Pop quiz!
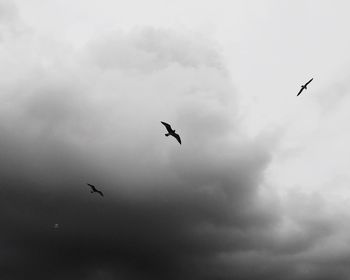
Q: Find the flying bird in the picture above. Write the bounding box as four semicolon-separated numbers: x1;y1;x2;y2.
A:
161;121;181;145
297;78;313;96
87;183;104;197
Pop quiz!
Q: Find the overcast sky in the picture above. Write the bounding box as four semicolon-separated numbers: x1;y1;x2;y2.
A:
2;0;350;279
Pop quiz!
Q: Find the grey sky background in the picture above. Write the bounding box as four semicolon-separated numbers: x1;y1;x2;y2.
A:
1;0;350;279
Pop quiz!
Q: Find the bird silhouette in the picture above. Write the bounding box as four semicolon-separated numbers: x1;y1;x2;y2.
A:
297;78;313;96
161;121;181;144
87;183;104;197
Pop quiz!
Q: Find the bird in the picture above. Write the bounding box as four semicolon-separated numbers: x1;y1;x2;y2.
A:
87;183;104;197
297;78;313;96
53;223;59;229
161;121;181;144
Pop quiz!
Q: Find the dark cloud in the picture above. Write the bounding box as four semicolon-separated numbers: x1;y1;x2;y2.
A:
0;23;347;280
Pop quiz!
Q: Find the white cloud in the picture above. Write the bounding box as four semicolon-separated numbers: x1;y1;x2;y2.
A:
3;1;350;279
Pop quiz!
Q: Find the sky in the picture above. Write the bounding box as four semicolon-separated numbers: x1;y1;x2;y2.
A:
1;0;350;279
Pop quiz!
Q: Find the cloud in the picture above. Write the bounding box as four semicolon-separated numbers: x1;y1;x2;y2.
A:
0;19;348;280
87;28;225;73
0;0;18;24
0;24;278;279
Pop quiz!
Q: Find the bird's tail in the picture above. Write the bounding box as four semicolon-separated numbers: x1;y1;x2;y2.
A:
165;133;170;137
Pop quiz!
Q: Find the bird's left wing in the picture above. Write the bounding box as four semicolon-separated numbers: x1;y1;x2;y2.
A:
297;87;303;96
305;78;313;86
173;133;181;145
97;190;104;197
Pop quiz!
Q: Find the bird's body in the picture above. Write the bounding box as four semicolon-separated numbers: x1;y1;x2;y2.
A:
87;183;104;197
297;78;313;96
161;121;181;144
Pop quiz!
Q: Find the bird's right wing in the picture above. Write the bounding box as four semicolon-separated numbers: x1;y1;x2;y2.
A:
97;191;104;197
161;121;172;133
87;183;96;191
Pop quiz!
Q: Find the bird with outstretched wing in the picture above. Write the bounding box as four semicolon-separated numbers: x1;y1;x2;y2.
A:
87;183;104;197
161;121;181;145
297;78;313;96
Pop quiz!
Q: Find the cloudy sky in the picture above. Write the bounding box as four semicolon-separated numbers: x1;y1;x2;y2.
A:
1;0;350;279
